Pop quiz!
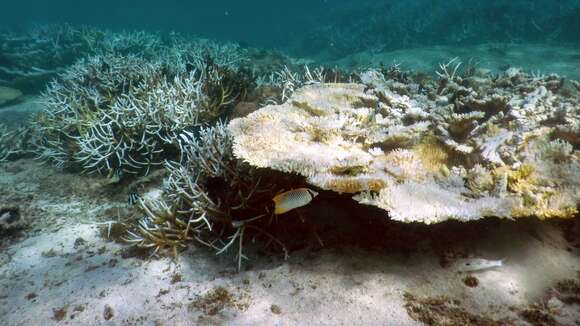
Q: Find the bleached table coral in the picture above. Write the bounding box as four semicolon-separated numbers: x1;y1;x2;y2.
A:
229;70;579;224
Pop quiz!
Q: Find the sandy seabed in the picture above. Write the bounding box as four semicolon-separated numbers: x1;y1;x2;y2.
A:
1;158;579;326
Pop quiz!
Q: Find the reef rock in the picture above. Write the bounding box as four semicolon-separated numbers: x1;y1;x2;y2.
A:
0;86;22;107
229;73;579;224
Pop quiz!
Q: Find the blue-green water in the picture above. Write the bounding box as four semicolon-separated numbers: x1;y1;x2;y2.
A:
1;0;579;55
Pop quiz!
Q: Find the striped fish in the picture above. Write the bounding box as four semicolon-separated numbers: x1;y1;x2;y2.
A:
272;188;319;215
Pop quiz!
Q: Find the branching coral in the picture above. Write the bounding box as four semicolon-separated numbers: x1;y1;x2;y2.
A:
34;54;182;173
229;67;579;223
123;122;293;269
256;65;353;105
34;45;252;175
14;25;311;268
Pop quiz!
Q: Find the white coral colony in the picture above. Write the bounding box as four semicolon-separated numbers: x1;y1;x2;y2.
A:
229;69;579;224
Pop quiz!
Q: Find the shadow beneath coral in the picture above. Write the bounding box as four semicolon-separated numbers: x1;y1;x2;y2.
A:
243;191;579;271
202;192;580;282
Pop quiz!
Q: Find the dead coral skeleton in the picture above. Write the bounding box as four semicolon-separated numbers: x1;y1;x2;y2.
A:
257;65;328;104
124;122;290;270
229;66;580;223
35;44;248;175
436;57;463;81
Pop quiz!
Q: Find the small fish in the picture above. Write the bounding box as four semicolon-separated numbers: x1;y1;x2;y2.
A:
454;258;504;272
272;188;319;215
127;190;140;206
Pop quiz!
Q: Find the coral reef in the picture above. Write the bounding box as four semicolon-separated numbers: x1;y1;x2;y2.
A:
229;67;579;224
34;44;252;175
0;24;252;93
14;26;326;267
7;24;577;267
123;122;294;269
29;27;344;178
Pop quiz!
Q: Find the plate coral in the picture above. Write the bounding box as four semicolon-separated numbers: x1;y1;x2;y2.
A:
229;68;579;223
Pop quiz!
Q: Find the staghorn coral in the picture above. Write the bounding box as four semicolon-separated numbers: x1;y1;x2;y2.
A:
123;122;293;269
34;48;253;175
34;54;188;174
229;68;579;224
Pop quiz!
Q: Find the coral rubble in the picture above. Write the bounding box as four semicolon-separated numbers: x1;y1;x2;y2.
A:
229;68;579;224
